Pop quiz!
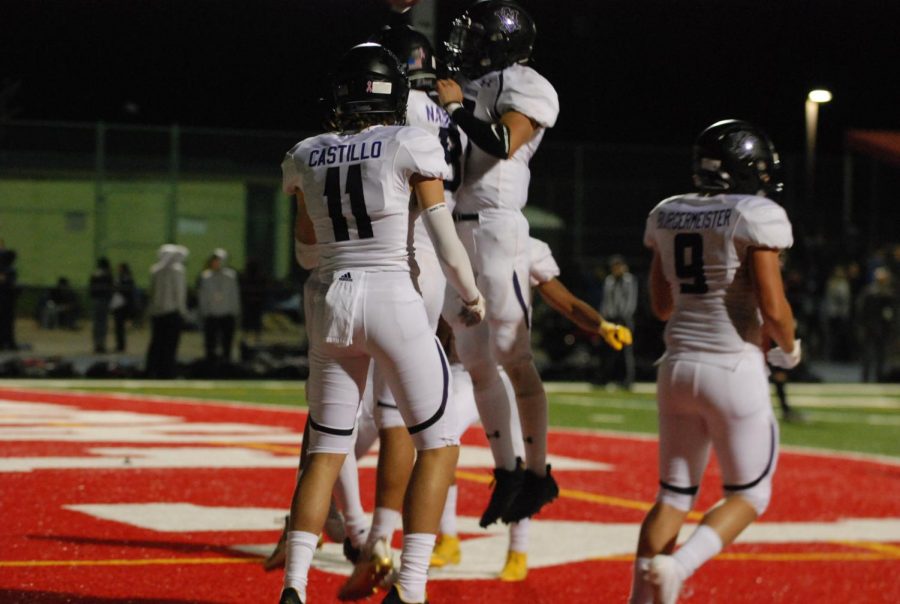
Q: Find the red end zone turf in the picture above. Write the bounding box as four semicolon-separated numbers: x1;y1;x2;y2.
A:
0;387;898;603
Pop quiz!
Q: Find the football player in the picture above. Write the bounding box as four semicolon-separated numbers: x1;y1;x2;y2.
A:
631;120;801;604
431;237;632;581
435;0;561;526
334;24;469;601
279;43;484;604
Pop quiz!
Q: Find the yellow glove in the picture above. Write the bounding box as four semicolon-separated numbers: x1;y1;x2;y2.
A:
599;321;633;351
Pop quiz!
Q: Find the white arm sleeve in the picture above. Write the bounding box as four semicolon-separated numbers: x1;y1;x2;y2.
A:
421;203;480;303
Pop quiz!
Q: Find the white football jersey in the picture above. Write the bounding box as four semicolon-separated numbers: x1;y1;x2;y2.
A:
455;64;559;213
406;89;468;258
282;125;449;274
529;237;560;287
644;193;793;358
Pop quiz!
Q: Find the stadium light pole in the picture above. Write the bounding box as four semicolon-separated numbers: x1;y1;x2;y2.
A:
804;88;832;218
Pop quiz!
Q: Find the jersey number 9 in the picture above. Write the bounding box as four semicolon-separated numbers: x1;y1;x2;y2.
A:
674;233;709;294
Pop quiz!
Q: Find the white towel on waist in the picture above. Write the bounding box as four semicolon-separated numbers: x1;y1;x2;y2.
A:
323;270;366;347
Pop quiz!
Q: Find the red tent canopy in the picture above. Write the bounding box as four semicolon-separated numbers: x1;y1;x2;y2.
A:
846;130;900;168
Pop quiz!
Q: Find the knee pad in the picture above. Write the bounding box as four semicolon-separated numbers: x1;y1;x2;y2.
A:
726;478;772;516
656;483;699;512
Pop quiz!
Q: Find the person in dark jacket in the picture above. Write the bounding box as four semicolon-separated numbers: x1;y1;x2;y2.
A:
89;257;115;353
0;244;18;350
112;263;136;352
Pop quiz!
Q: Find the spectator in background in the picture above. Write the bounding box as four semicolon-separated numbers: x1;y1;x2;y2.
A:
111;263;136;352
239;258;267;344
43;277;79;329
822;265;852;361
88;257;114;353
600;254;638;389
197;248;240;362
857;267;896;382
0;242;18;350
145;244;188;378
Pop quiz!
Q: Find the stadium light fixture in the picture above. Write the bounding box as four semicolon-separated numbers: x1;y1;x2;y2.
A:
807;89;833;104
804;88;833;215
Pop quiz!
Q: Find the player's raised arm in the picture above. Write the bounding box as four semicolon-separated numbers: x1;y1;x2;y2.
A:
437;79;537;159
437;1;557;160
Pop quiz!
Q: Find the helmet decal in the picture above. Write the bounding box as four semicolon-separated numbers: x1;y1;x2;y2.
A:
497;6;521;33
365;81;393;94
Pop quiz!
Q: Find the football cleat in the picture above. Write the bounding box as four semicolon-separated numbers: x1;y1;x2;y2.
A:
479;459;525;528
429;534;461;567
337;537;396;601
263;516;289;572
501;465;559;524
648;554;684;604
498;550;528;581
343;536;362;564
278;587;303;604
381;585;428;604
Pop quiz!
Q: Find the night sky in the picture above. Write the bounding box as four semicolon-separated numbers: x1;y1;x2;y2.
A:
3;0;898;154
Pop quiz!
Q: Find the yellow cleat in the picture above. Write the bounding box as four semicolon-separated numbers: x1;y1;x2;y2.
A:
429;534;461;568
338;538;395;601
498;550;528;582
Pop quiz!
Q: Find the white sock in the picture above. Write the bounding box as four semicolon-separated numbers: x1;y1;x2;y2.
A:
439;485;458;537
471;369;519;470
368;506;402;546
283;530;319;600
514;389;549;473
508;518;529;553
627;556;653;604
397;533;436;603
673;524;723;579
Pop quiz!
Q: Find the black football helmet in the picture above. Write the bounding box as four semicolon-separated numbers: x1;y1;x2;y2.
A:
331;43;409;128
692;119;784;199
443;0;536;79
370;25;437;92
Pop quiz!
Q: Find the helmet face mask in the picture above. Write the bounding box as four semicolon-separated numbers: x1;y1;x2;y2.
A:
331;43;409;130
692;119;784;200
443;0;535;79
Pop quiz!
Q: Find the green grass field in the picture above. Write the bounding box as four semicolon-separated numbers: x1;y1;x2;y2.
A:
52;380;900;458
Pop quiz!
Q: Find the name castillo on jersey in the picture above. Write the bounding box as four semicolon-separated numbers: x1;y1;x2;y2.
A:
307;140;384;167
656;208;733;230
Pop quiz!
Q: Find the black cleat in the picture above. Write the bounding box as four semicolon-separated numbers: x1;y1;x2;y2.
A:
479;458;525;528
279;587;303;604
502;464;559;524
381;585;428;604
343;537;362;564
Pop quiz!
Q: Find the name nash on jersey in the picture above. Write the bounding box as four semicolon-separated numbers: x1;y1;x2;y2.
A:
307;140;384;167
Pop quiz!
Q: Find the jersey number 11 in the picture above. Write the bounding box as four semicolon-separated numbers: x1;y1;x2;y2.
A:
324;165;374;242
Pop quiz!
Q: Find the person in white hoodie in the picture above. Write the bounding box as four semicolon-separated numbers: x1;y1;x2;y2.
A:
145;243;189;378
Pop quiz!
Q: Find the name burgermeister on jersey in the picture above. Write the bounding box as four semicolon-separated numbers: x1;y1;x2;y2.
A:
307;141;383;167
656;208;733;230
